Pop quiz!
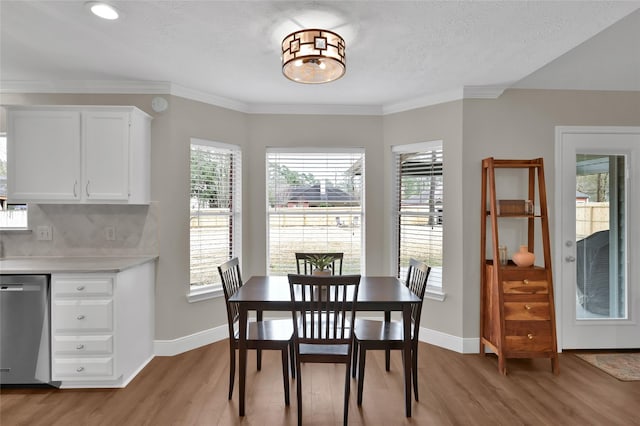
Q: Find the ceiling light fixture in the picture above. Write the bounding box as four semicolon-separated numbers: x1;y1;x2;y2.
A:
281;29;345;84
86;2;119;20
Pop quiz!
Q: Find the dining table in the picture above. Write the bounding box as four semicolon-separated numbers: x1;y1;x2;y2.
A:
228;275;422;417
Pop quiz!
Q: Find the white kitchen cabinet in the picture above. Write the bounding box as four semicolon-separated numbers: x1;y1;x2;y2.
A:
7;106;151;204
51;261;155;388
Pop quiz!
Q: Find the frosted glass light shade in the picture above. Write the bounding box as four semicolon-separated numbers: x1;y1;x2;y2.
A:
282;29;346;84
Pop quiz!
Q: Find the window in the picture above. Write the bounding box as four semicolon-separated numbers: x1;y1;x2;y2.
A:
393;141;443;291
190;139;241;294
267;149;364;275
0;134;28;229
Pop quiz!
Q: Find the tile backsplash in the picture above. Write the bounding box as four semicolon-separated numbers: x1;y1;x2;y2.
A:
0;202;159;257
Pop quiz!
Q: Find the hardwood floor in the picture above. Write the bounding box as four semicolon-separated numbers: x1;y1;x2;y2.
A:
2;341;639;425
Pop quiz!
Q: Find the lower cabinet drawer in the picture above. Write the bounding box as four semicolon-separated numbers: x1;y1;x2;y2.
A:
505;320;553;352
504;302;550;321
53;357;114;379
53;300;113;332
54;335;113;355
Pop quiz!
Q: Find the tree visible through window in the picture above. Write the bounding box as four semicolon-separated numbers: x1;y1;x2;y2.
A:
393;141;443;287
0;134;28;228
266;150;364;275
190;139;241;289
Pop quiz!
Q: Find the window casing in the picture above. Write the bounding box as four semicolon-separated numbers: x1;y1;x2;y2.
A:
266;149;364;275
190;139;241;292
393;141;443;289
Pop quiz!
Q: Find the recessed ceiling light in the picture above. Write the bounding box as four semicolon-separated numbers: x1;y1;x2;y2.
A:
86;2;119;20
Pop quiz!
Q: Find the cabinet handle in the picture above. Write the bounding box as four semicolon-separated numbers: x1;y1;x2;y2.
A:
73;180;78;197
76;285;85;291
86;180;90;197
76;344;85;350
524;304;532;311
76;366;85;372
527;333;534;340
77;314;85;320
523;279;529;285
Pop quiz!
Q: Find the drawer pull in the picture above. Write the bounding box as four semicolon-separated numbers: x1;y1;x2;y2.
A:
76;344;85;350
76;367;85;372
524;305;532;311
77;314;85;320
76;286;85;291
523;279;529;285
527;333;534;340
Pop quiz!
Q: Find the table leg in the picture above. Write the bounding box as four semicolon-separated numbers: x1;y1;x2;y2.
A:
238;306;248;416
402;305;412;417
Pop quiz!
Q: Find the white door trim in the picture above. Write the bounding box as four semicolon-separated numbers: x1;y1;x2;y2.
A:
555;125;640;350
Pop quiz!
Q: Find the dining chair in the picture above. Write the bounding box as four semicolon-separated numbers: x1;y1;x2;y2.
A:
351;258;431;405
295;252;344;275
218;257;295;405
287;273;361;426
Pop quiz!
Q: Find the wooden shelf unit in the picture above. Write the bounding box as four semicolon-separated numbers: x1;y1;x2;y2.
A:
480;157;559;375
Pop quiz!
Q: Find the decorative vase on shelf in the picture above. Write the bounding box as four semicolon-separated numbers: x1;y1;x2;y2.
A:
512;245;535;267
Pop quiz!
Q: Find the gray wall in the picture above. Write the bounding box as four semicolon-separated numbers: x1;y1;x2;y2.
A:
2;89;639;347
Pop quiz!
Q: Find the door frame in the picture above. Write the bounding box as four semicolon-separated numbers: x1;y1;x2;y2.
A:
554;125;640;350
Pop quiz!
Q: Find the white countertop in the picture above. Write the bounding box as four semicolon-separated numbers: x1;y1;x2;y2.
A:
0;256;158;274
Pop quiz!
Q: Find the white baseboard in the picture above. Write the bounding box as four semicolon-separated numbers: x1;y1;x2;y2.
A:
154;325;228;356
153;322;480;357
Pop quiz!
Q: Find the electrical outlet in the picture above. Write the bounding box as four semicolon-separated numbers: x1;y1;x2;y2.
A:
36;225;52;241
105;226;116;241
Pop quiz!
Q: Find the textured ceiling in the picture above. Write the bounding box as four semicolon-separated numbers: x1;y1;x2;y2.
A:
1;1;639;113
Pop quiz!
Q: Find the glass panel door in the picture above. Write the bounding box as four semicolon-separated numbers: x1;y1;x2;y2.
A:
575;154;626;319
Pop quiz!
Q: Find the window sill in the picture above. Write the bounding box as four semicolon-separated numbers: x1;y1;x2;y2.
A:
425;285;446;302
0;228;31;233
186;284;224;303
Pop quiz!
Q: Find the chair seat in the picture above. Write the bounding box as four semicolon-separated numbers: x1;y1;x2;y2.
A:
354;318;415;343
234;318;294;342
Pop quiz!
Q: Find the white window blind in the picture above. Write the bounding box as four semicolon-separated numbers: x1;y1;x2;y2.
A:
266;149;364;275
393;142;443;287
190;139;241;288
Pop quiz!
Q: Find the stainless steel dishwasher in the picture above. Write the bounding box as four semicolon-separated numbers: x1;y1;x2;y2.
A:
0;274;53;386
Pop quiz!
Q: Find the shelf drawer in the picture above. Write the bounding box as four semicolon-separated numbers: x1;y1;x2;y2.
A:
503;279;548;295
505;320;553;352
53;300;113;332
53;357;114;379
54;277;113;297
504;302;550;321
54;335;113;355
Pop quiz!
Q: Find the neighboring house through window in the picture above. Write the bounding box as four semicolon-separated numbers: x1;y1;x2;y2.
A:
189;138;241;297
393;141;444;296
266;149;364;275
0;134;28;229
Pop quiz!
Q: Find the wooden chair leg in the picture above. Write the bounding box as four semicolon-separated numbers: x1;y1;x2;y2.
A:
289;343;296;379
343;363;351;426
385;349;391;371
412;347;419;401
281;348;290;406
296;359;303;426
351;340;359;378
228;345;236;400
357;346;366;405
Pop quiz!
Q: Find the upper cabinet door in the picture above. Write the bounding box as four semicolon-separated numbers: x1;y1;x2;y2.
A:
82;111;130;201
8;110;81;201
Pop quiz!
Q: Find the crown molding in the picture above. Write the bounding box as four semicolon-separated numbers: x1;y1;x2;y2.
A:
0;79;507;116
463;85;508;99
382;88;465;115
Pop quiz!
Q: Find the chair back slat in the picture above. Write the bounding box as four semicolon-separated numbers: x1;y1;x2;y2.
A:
288;274;360;344
405;258;431;332
218;258;243;335
295;252;344;275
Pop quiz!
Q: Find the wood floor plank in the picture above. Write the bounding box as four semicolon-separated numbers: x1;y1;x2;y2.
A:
1;341;639;425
